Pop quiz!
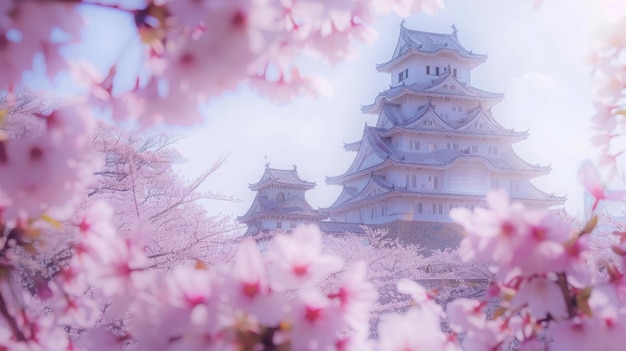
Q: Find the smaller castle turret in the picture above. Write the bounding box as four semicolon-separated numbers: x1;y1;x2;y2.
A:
238;165;328;235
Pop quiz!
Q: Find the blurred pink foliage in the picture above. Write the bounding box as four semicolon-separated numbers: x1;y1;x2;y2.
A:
0;0;626;350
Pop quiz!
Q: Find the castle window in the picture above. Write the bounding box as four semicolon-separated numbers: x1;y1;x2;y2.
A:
412;175;417;188
426;66;431;75
290;222;296;228
277;193;285;201
471;145;478;153
418;203;422;213
439;203;443;214
276;221;282;229
436;67;440;76
453;68;458;77
398;69;408;82
428;176;439;190
416;141;420;150
406;175;410;187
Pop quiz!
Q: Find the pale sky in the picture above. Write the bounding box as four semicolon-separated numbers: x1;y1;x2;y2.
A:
21;0;611;223
175;0;605;221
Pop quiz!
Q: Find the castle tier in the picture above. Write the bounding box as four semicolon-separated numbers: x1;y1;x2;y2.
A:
325;24;565;224
238;165;327;235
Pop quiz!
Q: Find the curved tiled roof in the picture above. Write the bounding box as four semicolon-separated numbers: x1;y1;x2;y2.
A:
326;173;564;212
238;195;327;223
400;26;487;60
377;26;487;72
249;166;315;191
326;127;549;184
378;102;527;140
362;73;503;114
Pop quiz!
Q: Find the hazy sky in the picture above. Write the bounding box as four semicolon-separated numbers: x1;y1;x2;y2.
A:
173;0;605;221
21;0;611;222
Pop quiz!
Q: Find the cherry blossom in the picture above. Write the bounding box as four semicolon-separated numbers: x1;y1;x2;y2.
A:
579;160;626;211
268;225;343;290
0;1;81;89
509;276;568;320
0;106;100;220
450;189;574;278
2;1;626;350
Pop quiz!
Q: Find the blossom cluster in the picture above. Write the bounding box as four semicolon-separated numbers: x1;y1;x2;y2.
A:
2;0;626;350
0;105;99;222
1;189;625;351
4;214;382;350
448;189;626;350
589;5;626;175
1;0;443;126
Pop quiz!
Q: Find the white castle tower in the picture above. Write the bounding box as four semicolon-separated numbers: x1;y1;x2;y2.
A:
238;165;327;235
325;24;565;225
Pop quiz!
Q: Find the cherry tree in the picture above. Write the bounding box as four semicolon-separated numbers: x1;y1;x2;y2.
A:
86;123;239;268
3;0;626;350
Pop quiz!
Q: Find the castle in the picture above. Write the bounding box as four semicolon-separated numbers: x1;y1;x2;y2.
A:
239;24;565;237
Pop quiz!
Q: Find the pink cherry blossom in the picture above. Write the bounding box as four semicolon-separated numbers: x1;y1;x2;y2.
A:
289;290;345;351
268;225;343;290
510;276;568;320
579;160;626;211
0;106;100;220
378;306;457;351
0;2;81;89
447;298;508;351
329;262;378;335
450;189;573;278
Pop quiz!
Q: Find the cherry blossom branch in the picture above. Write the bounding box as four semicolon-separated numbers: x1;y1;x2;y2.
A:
0;292;25;342
556;273;575;319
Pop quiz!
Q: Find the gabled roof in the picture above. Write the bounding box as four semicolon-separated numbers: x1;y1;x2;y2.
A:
362;73;504;114
237;194;327;223
326;127;549;184
376;102;527;141
377;25;487;72
249;165;315;191
424;70;492;97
